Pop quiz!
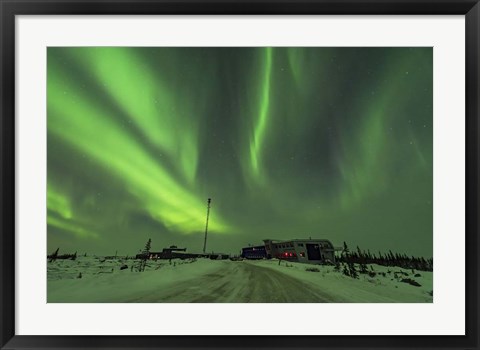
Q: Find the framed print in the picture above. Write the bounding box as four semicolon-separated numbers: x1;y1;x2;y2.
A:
1;1;479;350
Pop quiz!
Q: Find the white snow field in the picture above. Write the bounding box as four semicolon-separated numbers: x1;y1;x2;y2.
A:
47;257;433;303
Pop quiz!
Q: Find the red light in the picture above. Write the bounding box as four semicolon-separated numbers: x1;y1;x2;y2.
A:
289;253;293;257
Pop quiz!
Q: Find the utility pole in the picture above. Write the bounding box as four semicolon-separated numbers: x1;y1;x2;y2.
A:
202;198;212;254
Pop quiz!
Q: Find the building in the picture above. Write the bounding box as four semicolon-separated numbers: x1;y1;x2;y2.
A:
135;245;228;260
136;246;197;260
241;245;268;259
263;239;339;264
240;238;340;264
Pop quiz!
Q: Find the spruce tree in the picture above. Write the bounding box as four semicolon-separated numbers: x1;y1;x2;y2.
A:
137;238;152;272
342;263;349;277
348;262;358;279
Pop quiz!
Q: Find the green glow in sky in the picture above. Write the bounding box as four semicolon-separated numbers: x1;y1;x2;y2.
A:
47;47;432;256
248;47;273;182
48;49;229;238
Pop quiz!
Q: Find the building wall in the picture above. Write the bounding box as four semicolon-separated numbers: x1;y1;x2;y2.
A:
241;245;267;259
263;239;336;264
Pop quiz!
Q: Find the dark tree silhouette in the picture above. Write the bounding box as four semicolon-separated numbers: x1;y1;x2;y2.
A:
337;243;433;272
136;238;152;272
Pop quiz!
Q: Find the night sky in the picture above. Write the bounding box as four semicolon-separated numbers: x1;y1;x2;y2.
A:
47;47;433;257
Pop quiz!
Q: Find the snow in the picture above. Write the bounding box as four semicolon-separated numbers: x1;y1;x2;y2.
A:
47;256;433;303
48;257;220;302
250;259;433;303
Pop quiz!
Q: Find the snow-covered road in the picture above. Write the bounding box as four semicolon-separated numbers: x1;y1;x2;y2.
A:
125;261;335;302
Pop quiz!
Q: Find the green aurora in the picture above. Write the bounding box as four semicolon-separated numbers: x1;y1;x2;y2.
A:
47;47;433;257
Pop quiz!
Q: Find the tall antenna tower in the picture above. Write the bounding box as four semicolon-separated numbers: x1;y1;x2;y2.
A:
202;198;212;254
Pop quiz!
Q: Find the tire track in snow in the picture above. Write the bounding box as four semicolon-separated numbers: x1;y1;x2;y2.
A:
127;261;337;302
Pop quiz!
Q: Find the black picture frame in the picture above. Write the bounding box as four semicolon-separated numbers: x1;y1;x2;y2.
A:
1;1;479;349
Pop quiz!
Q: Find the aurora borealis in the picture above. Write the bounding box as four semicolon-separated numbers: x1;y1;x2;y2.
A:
47;47;433;257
